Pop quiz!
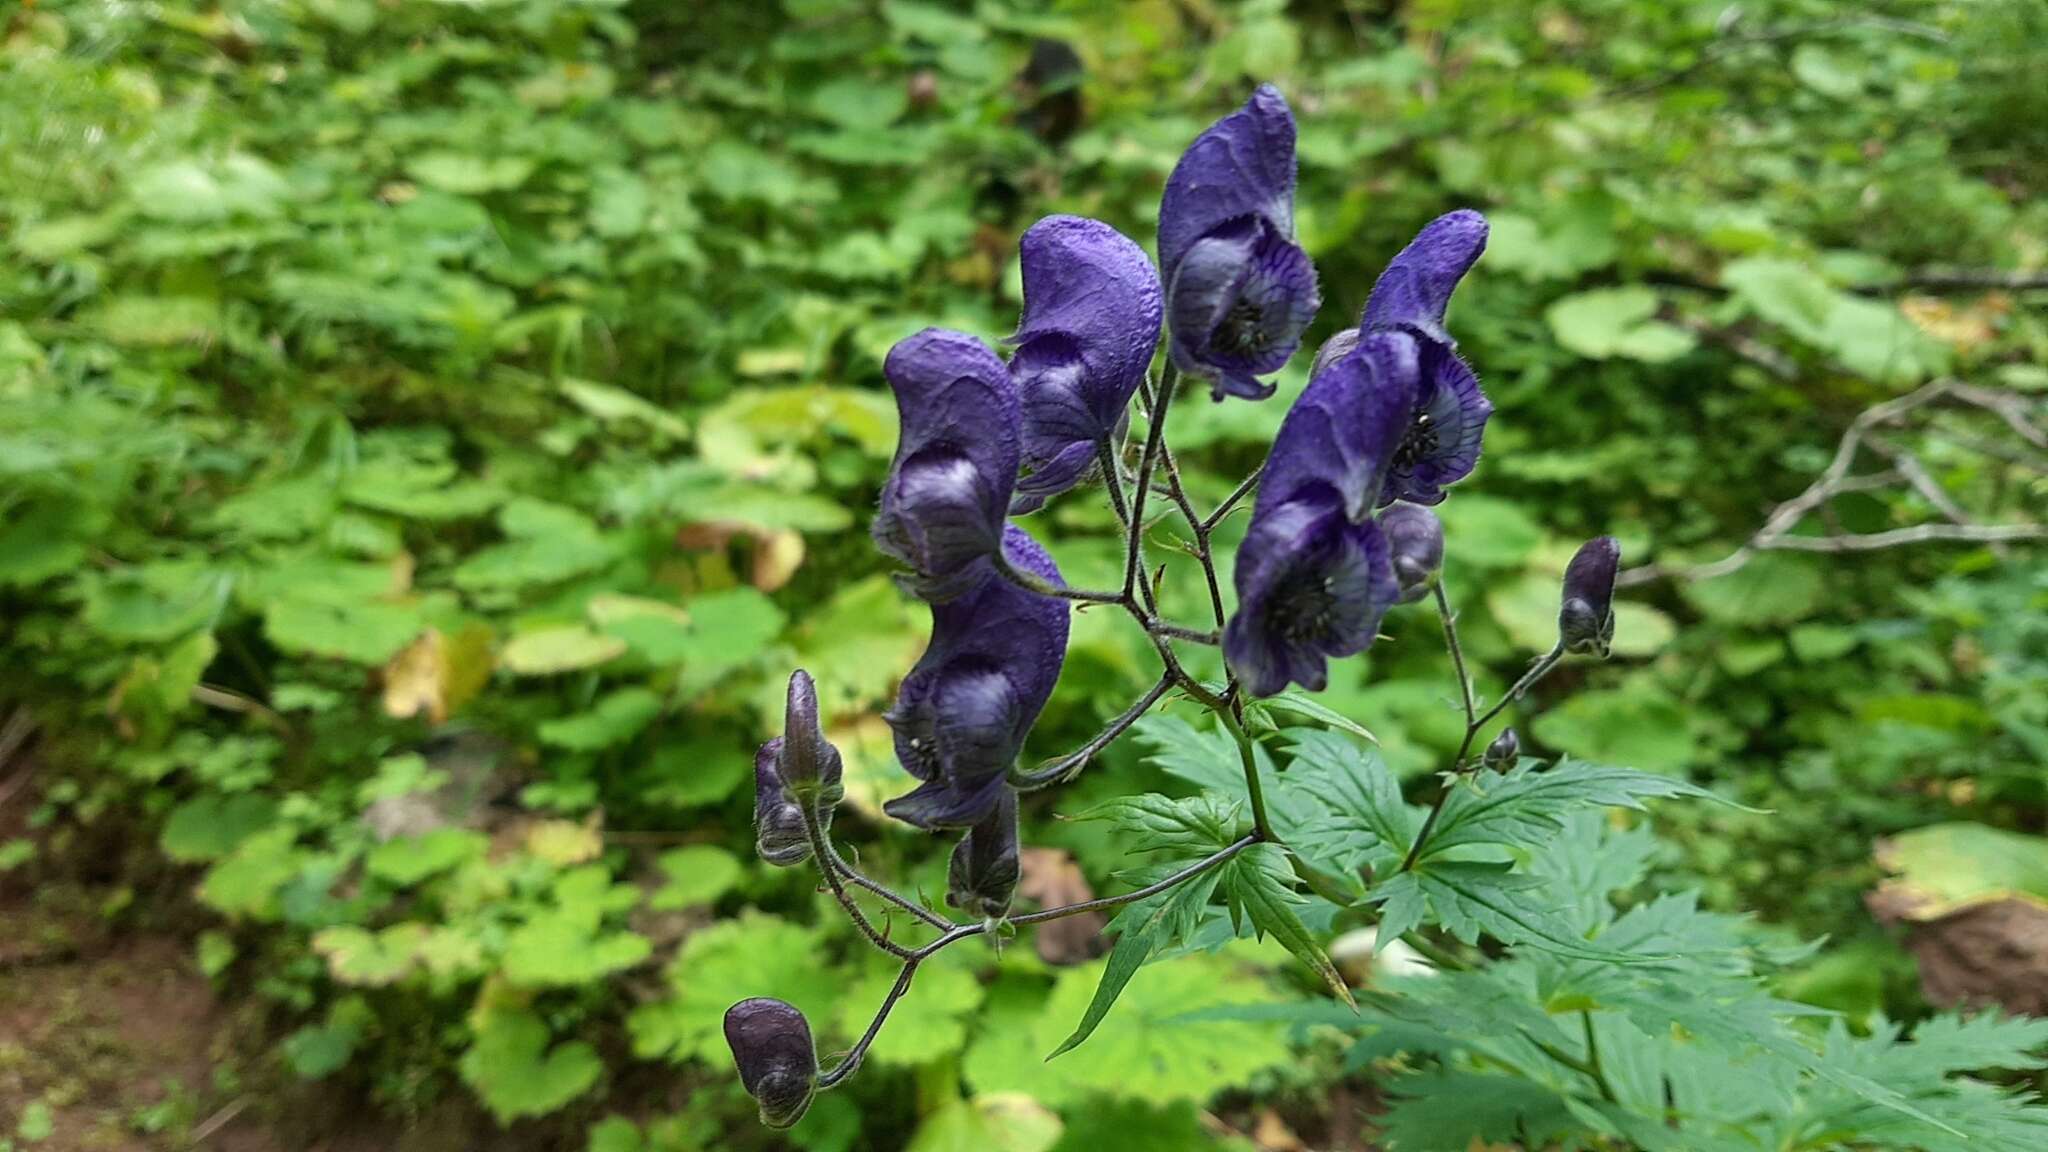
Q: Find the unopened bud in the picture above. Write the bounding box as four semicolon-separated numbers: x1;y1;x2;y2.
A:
723;998;818;1129
1484;728;1519;770
1559;536;1619;657
946;788;1020;920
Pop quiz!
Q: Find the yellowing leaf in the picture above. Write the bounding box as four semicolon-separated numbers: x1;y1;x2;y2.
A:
525;818;604;866
382;625;496;723
499;626;625;676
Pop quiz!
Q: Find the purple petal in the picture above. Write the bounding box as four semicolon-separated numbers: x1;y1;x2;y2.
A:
1158;84;1298;283
1380;502;1444;603
1011;217;1161;508
1380;342;1491;507
1167;219;1320;400
1224;490;1397;697
874;329;1020;598
1257;329;1422;522
723;998;818;1129
884;525;1070;830
1560;536;1620;656
947;787;1020;918
1013;214;1161;421
1359;209;1489;341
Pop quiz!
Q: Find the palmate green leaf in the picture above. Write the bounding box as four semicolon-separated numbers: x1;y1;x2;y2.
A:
1128;714;1280;801
1243;691;1376;743
458;1008;602;1124
904;1095;1062;1152
537;687;662;751
264;596;424;665
501;911;653;988
839;958;984;1066
627;911;838;1063
499;625;626;675
1415;759;1744;864
1377;1071;1580;1152
1082;792;1241;855
1279;730;1413;874
1412;863;1672;964
965;959;1289;1108
1220;844;1353;1007
1047;867;1222;1059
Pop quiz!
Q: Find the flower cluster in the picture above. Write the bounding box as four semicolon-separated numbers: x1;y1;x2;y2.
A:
723;82;1625;1127
1222;211;1491;696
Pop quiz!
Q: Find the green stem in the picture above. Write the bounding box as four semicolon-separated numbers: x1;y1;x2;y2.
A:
1218;704;1275;841
1582;1010;1619;1103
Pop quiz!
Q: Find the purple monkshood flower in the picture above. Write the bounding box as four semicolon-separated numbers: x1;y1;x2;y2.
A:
947;786;1021;919
1158;84;1320;402
1559;536;1620;657
885;524;1070;830
1224;331;1421;696
1326;210;1494;506
1009;215;1163;514
723;998;818;1129
873;328;1021;602
751;670;846;867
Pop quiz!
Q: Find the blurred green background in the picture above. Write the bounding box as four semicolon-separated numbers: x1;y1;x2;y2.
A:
1;0;2043;1149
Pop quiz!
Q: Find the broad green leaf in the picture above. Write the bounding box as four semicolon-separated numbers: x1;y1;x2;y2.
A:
161;793;278;863
1279;730;1413;874
502;912;653;987
649;845;742;910
627;912;838;1063
905;1094;1062;1152
538;688;662;750
1683;553;1826;626
1545;287;1696;362
1529;684;1701;774
964;957;1288;1107
364;828;487;886
838;959;984;1066
499;626;626;675
264;597;423;665
1874;822;2048;919
458;1009;603;1123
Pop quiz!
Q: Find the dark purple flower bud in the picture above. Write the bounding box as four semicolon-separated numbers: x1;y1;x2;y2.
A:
873;328;1021;601
946;787;1020;919
886;525;1070;829
1484;728;1519;770
1009;215;1162;514
1381;503;1443;603
751;671;847;867
1158;84;1320;401
723;998;818;1129
752;739;814;867
777;669;843;808
1559;536;1620;657
1357;211;1494;507
1224;333;1420;696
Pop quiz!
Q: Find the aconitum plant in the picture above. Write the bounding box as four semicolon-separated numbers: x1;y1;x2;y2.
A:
723;84;1620;1129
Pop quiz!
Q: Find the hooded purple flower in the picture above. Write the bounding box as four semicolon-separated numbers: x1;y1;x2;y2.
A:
1559;536;1620;657
1327;210;1494;505
1158;84;1320;402
1224;332;1421;696
1009;215;1163;514
873;328;1021;601
885;525;1069;830
751;670;846;867
947;787;1021;919
723;998;818;1129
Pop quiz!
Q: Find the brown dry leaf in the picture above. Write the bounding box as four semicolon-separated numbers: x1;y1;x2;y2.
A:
1900;293;2004;352
525;815;604;866
382;630;445;722
383;624;496;723
1252;1110;1303;1152
1017;848;1105;965
1870;894;2048;1016
751;529;805;592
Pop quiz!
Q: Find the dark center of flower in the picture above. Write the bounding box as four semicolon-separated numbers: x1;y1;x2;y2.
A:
1271;572;1341;643
1392;411;1438;477
1210;297;1271;358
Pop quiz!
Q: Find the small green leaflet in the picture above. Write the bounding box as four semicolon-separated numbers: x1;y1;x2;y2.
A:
1221;843;1354;1008
1046;869;1222;1059
1402;863;1675;964
1414;759;1754;864
1080;792;1242;855
1244;690;1377;743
